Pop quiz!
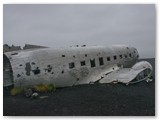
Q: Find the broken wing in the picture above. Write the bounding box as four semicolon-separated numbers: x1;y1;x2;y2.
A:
99;61;153;84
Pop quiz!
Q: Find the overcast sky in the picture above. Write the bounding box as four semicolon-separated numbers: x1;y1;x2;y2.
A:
3;4;155;58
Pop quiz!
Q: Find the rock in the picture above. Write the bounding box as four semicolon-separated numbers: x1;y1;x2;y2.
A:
24;88;33;98
31;92;39;99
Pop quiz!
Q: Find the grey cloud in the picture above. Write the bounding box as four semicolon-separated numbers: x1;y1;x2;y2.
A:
3;4;155;58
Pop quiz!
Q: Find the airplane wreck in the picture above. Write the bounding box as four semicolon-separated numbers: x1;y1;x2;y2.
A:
3;45;153;88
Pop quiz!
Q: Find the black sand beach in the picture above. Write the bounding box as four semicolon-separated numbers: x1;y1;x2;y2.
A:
3;58;155;116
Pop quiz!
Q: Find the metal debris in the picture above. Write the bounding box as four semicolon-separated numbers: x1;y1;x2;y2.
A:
39;96;48;99
31;92;39;99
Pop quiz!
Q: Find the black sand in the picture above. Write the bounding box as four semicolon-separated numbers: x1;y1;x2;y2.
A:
3;58;155;116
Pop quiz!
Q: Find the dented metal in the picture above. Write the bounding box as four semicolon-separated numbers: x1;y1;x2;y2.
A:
3;45;153;87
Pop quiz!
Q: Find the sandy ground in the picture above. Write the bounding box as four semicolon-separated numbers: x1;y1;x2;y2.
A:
3;58;155;116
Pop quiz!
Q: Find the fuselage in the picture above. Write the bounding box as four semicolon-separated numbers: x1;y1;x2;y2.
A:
4;45;139;87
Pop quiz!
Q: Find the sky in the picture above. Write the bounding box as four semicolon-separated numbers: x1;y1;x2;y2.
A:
3;4;155;58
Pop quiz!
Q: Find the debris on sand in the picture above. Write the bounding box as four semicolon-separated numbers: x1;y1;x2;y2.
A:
39;96;48;99
31;92;39;99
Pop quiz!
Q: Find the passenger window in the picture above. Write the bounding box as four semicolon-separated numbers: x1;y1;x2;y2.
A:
129;53;132;57
124;55;127;58
81;61;86;66
69;62;75;69
107;57;110;61
119;55;122;59
113;56;117;60
99;57;104;66
90;59;96;67
62;55;65;57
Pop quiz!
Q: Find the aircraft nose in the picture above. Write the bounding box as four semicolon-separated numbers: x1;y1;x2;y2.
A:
134;48;139;59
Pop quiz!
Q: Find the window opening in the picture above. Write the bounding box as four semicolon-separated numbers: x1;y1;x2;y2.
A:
90;59;96;67
113;56;117;60
81;61;86;66
119;55;122;59
99;57;104;65
107;57;110;61
69;62;75;69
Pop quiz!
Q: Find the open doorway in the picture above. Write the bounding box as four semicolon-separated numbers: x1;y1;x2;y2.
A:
3;54;13;87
